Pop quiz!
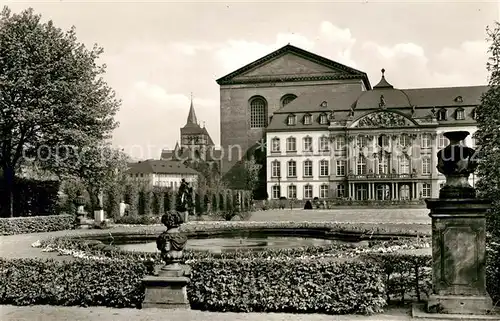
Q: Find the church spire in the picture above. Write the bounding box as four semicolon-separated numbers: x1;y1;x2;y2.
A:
186;92;198;125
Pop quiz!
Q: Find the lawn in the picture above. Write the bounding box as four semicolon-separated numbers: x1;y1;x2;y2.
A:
248;208;430;224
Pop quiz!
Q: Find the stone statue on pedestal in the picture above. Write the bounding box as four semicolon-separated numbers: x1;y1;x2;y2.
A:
156;210;188;276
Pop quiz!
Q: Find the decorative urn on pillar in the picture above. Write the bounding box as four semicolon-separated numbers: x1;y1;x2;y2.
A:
415;131;495;318
141;210;190;309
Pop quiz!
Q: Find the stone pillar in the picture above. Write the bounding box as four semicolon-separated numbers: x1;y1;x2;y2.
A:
417;131;494;318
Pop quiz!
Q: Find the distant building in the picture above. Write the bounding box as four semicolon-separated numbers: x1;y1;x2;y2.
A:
126;159;198;189
161;97;221;168
215;44;485;200
265;70;484;200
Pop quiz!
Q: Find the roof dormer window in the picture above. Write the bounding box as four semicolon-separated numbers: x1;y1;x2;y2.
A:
455;96;463;103
303;114;312;125
287;114;296;126
437;108;447;121
320;101;328;108
456;107;465;120
319;113;328;125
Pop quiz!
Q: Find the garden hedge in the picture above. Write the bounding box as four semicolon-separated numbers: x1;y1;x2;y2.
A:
188;257;386;314
0;214;74;235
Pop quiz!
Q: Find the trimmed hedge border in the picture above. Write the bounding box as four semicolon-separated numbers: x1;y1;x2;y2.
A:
0;214;74;235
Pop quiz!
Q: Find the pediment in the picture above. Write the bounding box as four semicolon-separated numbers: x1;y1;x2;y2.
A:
233;53;340;81
352;111;417;128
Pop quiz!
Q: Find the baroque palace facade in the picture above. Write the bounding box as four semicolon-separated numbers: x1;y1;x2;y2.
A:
216;45;486;200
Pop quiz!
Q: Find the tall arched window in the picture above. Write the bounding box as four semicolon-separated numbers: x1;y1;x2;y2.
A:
250;97;267;128
281;94;297;107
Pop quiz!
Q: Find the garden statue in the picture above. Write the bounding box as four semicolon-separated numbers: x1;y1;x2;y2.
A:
176;179;194;222
156;210;188;276
73;192;86;228
142;209;190;309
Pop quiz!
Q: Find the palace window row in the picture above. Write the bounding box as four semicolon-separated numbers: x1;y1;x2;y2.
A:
288;112;332;126
271;160;329;178
436;106;475;121
250;95;298;128
271;184;330;199
270;136;330;153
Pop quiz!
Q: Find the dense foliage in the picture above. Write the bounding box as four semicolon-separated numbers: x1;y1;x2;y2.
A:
475;22;500;304
0;7;120;217
188;258;386;314
0;214;73;235
0;258;146;307
0;177;59;217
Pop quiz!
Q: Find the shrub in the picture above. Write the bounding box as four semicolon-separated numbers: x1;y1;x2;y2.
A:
0;258;147;307
0;214;74;235
188;257;386;314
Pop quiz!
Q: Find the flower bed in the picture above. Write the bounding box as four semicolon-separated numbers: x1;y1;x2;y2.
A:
0;214;74;235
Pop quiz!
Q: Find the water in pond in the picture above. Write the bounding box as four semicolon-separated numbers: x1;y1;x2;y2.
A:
116;237;338;253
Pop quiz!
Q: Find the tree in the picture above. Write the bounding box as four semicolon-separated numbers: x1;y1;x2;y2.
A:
0;7;120;216
71;144;130;211
242;156;261;193
475;22;500;238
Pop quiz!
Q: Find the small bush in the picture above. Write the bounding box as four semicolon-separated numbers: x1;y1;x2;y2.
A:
0;214;74;235
0;258;147;307
188;257;386;314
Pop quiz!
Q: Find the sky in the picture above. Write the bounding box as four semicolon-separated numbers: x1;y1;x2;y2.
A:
3;1;499;160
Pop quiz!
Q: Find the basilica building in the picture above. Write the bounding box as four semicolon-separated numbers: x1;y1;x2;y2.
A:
216;44;486;200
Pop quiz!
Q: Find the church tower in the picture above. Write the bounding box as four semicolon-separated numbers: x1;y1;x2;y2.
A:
180;95;215;149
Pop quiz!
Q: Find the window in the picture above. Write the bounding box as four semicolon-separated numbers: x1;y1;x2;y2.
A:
399;134;411;147
320;184;329;198
357;135;367;148
303;160;313;177
337;184;345;198
271;137;280;152
422;183;431;198
319;136;329;152
303;114;312;125
378;155;388;174
288;185;297;199
303;136;313;152
357;155;367;175
456;108;465;120
320;101;328;108
437;108;447;121
304;185;313;199
250;97;267;128
378;135;389;147
356;184;368;200
281;94;297;107
422;157;431;175
287;160;297;177
287;114;296;126
286;137;296;152
399;156;410;174
271;160;281;177
272;185;281;199
336;160;346;176
335;136;345;150
319;113;328;124
438;134;449;148
472;108;477;120
320;160;329;176
421;134;430;148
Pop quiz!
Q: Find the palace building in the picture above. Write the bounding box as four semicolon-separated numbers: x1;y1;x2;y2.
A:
216;44;486;200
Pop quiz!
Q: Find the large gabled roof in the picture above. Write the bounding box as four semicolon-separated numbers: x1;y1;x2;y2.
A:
216;44;372;89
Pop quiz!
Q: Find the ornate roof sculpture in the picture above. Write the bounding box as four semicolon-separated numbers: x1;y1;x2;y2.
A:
353;111;416;128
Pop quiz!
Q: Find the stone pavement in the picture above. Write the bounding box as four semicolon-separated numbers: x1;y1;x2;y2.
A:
0;305;415;321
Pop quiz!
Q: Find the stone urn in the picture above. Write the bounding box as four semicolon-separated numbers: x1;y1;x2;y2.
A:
156;211;188;276
73;193;86;227
436;131;477;199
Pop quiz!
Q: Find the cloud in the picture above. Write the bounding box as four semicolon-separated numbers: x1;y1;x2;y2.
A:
132;81;218;107
214;33;315;73
318;21;358;67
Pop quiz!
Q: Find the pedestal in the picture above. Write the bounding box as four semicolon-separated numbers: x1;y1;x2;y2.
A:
423;199;493;316
94;210;104;223
142;265;190;309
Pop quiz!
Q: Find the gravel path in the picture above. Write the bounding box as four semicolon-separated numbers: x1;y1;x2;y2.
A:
0;305;414;321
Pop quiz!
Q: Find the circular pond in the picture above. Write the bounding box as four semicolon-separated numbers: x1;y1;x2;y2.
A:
116;236;340;253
